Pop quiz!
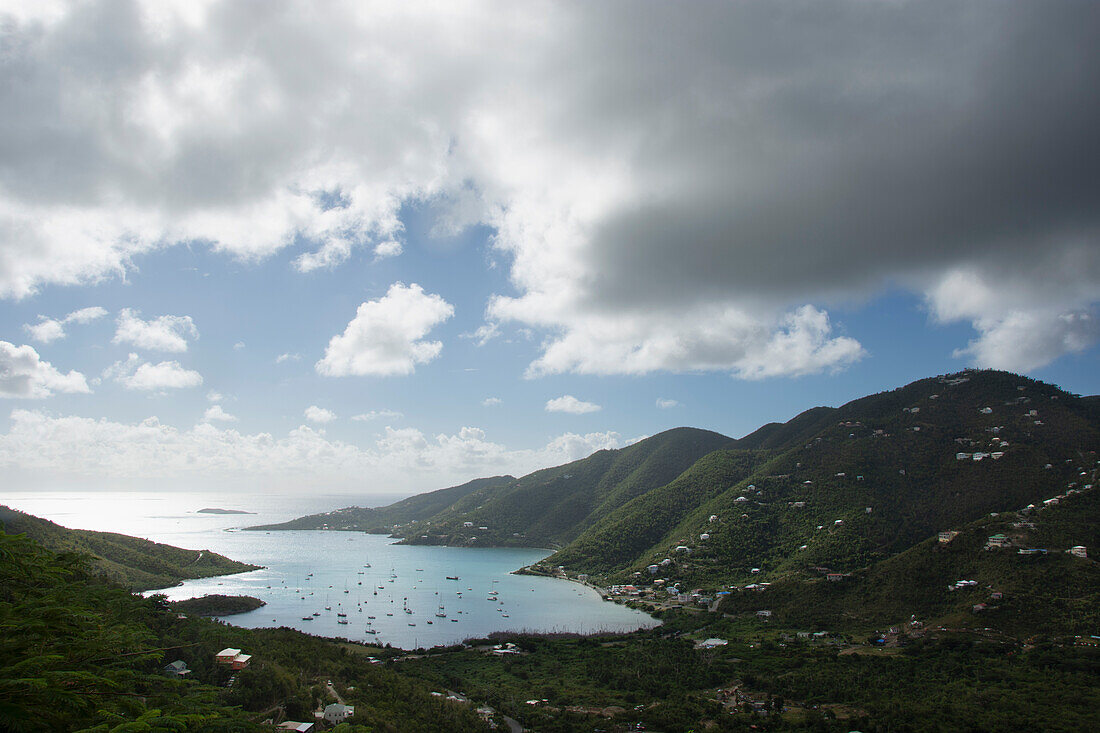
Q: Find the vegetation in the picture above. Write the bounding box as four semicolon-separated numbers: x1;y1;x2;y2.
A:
169;595;266;617
0;506;259;591
0;528;493;732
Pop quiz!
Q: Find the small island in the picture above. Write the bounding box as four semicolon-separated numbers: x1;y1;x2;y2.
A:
197;508;255;515
168;594;266;616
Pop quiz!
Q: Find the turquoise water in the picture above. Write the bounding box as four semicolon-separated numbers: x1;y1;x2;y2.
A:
4;491;658;649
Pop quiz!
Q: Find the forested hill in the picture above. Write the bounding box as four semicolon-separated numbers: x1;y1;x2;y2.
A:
248;426;735;548
246;474;517;533
251;370;1099;588
546;369;1100;583
0;506;259;591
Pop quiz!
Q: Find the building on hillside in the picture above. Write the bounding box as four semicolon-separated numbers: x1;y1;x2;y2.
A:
214;648;241;664
696;637;728;649
277;723;316;733
938;531;959;544
756;609;772;618
1068;546;1088;558
230;653;251;670
985;534;1010;549
162;660;190;678
826;573;845;582
323;704;355;724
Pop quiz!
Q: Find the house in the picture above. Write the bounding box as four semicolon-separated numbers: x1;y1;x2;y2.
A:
938;531;959;543
985;534;1010;549
277;723;316;733
463;521;474;528
323;703;355;724
972;603;987;613
734;496;748;502
162;660;190;678
214;648;241;664
789;501;806;508
230;653;251;670
675;545;691;553
695;638;728;649
826;573;844;582
991;452;1005;460
709;514;719;522
956;452;971;460
1068;546;1088;559
699;533;710;541
756;609;772;618
979;407;993;414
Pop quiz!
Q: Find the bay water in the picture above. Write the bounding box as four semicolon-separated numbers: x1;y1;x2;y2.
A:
3;490;658;649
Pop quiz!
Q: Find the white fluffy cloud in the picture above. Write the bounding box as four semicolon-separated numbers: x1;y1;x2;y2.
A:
482;397;502;407
24;306;108;343
656;398;679;409
202;405;237;422
927;268;1100;372
317;283;454;377
104;353;203;391
0;341;91;398
275;352;301;364
304;405;337;424
0;2;1097;376
113;309;198;352
0;408;624;494
545;395;601;415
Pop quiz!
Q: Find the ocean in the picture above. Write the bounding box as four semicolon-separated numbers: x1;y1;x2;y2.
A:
2;490;658;649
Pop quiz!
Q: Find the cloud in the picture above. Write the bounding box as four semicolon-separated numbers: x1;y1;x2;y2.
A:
0;409;624;494
0;341;91;398
545;395;601;414
304;405;337;423
275;352;301;364
350;409;403;421
104;353;202;391
482;397;502;407
656;398;679;409
0;2;1097;374
206;390;224;403
113;309;198;352
317;283;454;376
24;306;108;343
928;267;1100;372
202;404;237;422
24;319;65;344
373;240;403;259
233;342;246;350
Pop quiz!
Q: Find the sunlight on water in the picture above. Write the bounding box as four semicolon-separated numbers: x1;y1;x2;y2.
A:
4;491;658;649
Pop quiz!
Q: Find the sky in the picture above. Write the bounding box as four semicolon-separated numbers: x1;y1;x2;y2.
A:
1;0;1099;499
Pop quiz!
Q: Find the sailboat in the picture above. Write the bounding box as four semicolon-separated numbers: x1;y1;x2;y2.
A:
435;600;446;618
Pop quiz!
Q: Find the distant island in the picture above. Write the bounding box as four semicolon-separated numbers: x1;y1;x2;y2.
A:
197;508;255;515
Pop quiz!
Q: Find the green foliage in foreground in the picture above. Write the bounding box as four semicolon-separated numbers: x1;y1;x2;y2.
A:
399;626;1100;732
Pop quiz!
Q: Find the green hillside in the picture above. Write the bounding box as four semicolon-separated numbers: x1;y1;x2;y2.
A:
249;427;734;549
541;370;1099;586
0;506;259;591
246;475;516;533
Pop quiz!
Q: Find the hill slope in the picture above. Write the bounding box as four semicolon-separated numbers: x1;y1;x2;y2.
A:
544;370;1100;586
0;506;259;591
249;426;735;548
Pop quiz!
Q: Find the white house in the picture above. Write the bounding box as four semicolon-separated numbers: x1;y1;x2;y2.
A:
323;704;355;724
699;533;710;541
1069;546;1088;559
709;514;719;523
